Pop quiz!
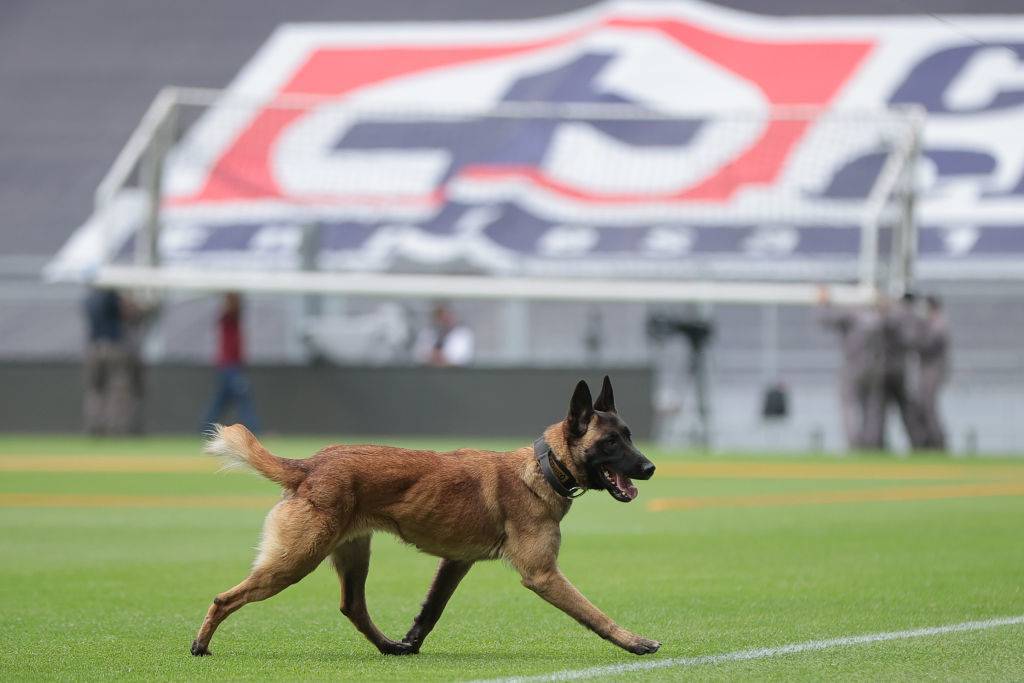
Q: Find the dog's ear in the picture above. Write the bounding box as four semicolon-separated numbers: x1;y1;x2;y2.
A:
593;375;616;413
566;380;594;440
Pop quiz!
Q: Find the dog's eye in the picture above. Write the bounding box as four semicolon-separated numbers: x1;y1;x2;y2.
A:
623;429;632;441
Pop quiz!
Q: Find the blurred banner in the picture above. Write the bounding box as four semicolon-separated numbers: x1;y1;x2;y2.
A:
50;0;1024;282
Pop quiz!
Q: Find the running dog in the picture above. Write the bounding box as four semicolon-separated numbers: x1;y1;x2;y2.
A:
191;376;659;657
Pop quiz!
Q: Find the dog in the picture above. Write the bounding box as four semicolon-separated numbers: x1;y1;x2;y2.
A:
191;376;659;657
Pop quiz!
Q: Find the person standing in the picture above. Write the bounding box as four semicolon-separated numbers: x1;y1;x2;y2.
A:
817;286;886;450
916;295;950;450
120;294;158;434
201;293;259;431
413;303;475;367
83;288;131;435
880;295;929;450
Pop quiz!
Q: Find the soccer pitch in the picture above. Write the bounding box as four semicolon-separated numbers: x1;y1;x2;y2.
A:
1;435;1022;681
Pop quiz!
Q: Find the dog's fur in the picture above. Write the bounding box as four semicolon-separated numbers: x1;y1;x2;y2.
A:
191;376;659;657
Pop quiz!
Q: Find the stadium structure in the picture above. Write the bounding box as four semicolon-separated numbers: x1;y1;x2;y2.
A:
3;0;1024;451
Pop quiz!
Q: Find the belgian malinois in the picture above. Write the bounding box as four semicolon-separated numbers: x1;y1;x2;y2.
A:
191;376;659;657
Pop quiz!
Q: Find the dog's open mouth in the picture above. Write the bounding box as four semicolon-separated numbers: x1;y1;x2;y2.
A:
600;465;639;502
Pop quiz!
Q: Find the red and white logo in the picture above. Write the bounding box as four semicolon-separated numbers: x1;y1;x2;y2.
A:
167;8;873;210
52;1;1024;279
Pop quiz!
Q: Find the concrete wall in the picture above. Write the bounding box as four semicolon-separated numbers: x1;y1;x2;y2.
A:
0;362;652;438
3;359;1020;454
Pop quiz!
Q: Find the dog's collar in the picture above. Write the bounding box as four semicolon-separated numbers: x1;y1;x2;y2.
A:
533;437;585;499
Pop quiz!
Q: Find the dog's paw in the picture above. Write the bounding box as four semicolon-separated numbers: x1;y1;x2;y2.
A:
378;640;419;656
190;639;211;657
399;636;423;654
626;636;661;655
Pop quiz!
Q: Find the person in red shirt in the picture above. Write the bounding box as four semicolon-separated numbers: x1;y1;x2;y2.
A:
201;293;259;431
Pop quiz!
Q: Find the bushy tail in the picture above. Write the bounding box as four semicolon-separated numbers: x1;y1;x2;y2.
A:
204;424;307;490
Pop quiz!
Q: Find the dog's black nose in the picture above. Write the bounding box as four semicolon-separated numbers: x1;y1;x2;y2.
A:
639;461;656;479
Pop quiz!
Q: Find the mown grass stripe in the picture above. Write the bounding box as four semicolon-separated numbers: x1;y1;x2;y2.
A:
478;615;1024;682
648;481;1024;512
0;455;215;473
655;461;1024;481
0;493;277;509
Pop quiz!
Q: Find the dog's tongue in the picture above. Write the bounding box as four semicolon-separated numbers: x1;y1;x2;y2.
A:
614;472;639;500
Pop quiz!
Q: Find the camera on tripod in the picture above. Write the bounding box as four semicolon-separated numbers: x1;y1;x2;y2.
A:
646;316;714;349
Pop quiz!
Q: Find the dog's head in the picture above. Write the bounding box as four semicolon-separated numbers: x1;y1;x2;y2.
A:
563;376;656;502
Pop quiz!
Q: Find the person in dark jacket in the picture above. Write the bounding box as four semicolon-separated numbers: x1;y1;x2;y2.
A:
880;294;929;450
83;288;131;435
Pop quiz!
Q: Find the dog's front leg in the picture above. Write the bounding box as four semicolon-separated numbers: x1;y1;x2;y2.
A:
401;559;474;652
518;566;660;655
507;521;658;655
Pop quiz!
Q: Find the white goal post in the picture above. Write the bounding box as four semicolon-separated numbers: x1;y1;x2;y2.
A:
57;86;924;306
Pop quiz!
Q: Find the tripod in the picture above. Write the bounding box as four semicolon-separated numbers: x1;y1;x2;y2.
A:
648;315;714;449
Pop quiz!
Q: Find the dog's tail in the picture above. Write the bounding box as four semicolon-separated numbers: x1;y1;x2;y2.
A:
204;423;307;490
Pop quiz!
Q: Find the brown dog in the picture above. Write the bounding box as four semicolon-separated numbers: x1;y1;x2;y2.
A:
191;376;659;657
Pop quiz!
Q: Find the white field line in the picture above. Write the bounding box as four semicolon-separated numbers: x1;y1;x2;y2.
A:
474;615;1024;683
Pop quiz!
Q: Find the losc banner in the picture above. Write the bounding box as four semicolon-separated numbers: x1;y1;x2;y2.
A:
67;1;1024;280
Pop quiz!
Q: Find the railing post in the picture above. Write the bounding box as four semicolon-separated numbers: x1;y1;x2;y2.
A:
136;97;176;268
893;108;924;296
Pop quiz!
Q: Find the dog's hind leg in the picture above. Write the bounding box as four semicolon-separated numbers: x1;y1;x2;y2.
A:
190;498;337;656
332;535;415;655
401;558;473;653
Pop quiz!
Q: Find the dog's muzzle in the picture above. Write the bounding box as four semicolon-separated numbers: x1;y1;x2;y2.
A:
599;465;639;502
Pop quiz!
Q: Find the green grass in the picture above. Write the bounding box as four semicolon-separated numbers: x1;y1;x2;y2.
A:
1;434;1023;681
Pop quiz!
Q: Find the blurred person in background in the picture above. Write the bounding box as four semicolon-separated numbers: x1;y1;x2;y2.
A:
414;303;475;367
881;294;928;450
83;288;132;435
201;292;259;432
120;294;159;434
916;295;950;450
817;285;886;449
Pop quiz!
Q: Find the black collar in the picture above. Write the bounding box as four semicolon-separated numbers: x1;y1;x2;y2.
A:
533;437;585;499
